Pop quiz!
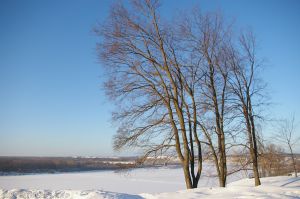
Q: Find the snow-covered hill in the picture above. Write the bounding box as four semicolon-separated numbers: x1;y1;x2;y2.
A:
0;167;299;198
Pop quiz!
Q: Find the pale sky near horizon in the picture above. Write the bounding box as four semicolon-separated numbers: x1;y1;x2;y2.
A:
0;0;300;156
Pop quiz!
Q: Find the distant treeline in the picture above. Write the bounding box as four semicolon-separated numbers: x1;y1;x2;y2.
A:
0;156;137;175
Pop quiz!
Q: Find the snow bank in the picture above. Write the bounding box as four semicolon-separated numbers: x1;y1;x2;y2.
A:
142;176;300;199
0;189;142;199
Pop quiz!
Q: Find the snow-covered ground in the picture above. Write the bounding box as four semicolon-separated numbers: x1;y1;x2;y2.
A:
0;164;246;194
0;166;299;198
142;176;300;199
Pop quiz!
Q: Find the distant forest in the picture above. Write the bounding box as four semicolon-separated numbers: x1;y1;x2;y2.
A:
0;157;137;175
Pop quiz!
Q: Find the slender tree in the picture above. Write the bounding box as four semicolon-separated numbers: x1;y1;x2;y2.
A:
227;31;266;186
179;11;233;187
274;115;299;177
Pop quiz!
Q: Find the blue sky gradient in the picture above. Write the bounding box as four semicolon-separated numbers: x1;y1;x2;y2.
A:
0;0;299;156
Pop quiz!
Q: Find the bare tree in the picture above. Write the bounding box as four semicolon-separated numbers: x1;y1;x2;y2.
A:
274;115;299;177
179;10;240;187
226;31;266;186
96;0;203;189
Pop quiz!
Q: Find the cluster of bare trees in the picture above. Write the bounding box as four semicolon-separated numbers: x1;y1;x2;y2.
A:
96;0;296;189
258;141;299;178
259;143;287;177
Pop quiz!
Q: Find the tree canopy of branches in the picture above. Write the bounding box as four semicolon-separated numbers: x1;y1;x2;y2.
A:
96;0;266;188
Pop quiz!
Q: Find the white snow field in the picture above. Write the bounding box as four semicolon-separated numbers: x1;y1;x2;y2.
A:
142;176;300;199
0;166;299;198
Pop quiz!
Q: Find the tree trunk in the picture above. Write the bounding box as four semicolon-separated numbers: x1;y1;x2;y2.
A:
252;143;261;186
250;148;261;186
289;145;298;177
182;161;193;189
250;112;261;186
219;174;226;187
247;130;261;186
219;133;227;187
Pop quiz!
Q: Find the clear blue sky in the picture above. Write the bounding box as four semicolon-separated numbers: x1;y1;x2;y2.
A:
0;0;299;156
